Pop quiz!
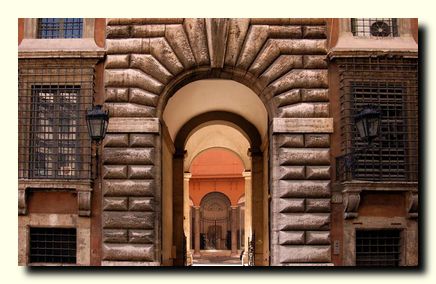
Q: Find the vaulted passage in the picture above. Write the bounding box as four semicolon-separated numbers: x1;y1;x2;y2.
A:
102;18;333;266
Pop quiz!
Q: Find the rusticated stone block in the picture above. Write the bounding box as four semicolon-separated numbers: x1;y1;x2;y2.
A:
129;230;154;244
278;231;305;245
279;180;330;198
279;148;330;165
103;211;154;229
301;89;329;102
306;198;331;212
279;245;331;263
274;89;301;107
107;18;183;25
278;103;329;118
103;148;154;165
103;229;128;243
277;213;330;231
105;69;163;94
105;88;129;103
276;39;327;54
128;165;154;179
279;166;305;180
102;243;154;261
303;55;327;69
129;134;154;147
150;37;185;75
130;54;173;85
276;135;304;148
106;25;130;38
103;134;129;147
106;39;150;54
129;197;154;211
165;24;197;69
267;69;328;95
306;231;331;245
103;180;154;197
305;134;330;147
106;55;130;69
131;25;166;37
277;198;305;213
258;55;303;85
105;103;156;118
269;25;302;38
272;118;333;133
103;197;128;211
306;166;330;180
302;26;327;39
130;88;159;107
103;165;128;179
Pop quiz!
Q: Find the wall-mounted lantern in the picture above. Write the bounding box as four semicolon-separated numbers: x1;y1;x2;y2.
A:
354;106;381;145
86;105;109;143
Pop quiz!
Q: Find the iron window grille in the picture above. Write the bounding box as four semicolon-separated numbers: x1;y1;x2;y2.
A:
351;18;399;37
19;60;93;180
38;18;83;39
29;227;77;264
336;57;418;182
356;229;401;267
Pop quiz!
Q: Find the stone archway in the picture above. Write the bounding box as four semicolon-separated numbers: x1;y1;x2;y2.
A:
103;18;333;266
166;109;266;266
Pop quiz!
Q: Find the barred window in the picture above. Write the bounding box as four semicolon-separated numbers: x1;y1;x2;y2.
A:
38;18;83;39
29;227;77;264
336;57;418;182
356;230;401;267
30;86;82;178
351;18;399;37
19;60;93;180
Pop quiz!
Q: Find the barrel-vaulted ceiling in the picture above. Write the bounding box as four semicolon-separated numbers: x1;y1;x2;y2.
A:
104;18;329;120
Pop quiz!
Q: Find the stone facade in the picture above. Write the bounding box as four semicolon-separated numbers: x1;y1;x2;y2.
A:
17;18;419;267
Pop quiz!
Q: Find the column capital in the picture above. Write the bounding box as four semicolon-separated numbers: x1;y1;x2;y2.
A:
231;205;239;210
184;172;192;179
242;170;252;178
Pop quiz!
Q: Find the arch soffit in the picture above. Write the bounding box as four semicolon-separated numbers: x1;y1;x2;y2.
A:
162;79;269;144
187;146;248;173
184;124;251;171
174;111;262;155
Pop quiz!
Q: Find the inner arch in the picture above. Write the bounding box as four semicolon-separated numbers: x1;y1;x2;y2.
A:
163;79;268;143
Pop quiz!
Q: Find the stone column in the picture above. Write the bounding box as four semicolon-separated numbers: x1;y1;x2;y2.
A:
242;170;252;264
194;206;201;255
183;172;192;263
231;206;238;255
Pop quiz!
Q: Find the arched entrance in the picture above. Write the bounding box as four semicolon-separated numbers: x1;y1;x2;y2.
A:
161;79;269;266
102;18;332;267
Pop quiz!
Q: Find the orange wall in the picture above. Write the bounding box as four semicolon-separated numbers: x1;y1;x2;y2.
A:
190;149;245;206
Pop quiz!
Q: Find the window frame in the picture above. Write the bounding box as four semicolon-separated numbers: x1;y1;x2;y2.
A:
37;18;84;39
350;18;399;38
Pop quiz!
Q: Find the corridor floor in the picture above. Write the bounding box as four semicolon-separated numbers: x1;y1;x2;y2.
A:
191;250;243;266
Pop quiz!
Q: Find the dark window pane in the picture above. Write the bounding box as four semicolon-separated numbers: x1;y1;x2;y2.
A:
356;230;401;267
29;227;76;264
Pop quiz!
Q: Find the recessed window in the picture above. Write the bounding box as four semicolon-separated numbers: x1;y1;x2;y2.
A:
38;18;83;39
356;229;401;267
351;18;399;37
18;61;93;180
336;57;418;182
29;227;77;264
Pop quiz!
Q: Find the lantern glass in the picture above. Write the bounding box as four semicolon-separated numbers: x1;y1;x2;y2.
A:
86;105;109;142
354;107;381;144
367;116;379;138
